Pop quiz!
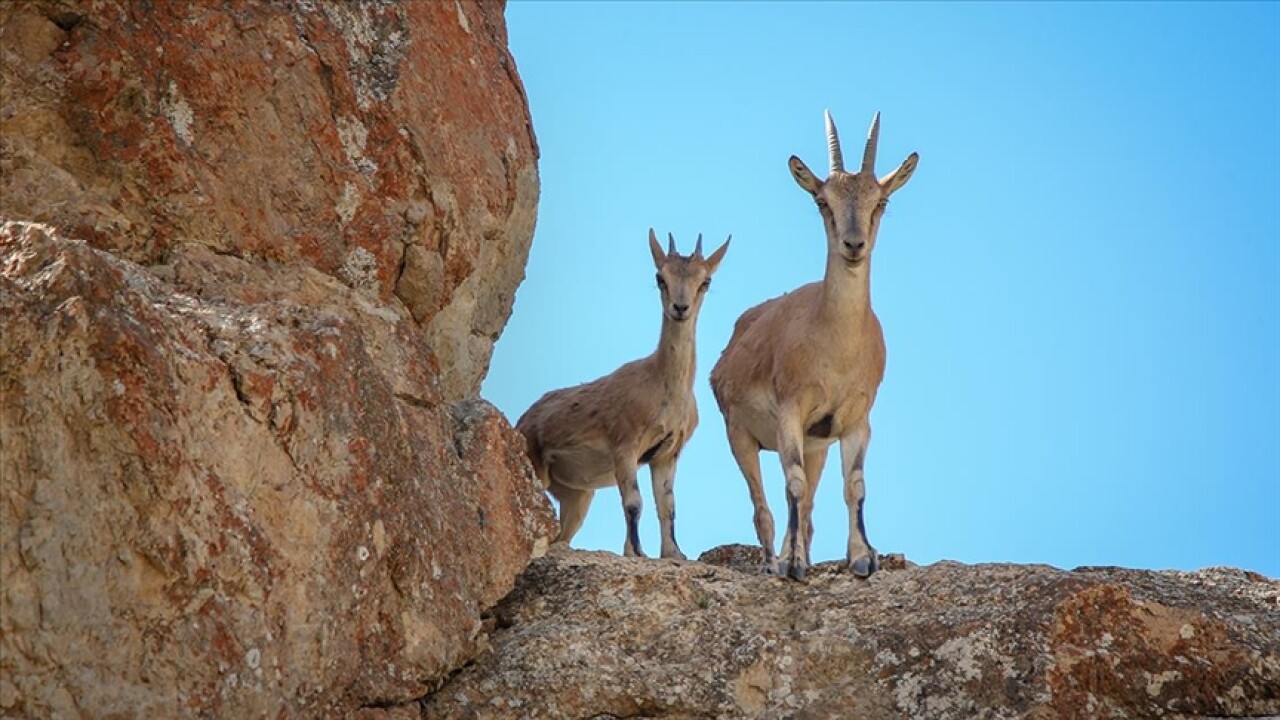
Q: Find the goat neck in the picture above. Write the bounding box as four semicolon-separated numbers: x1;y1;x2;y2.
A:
655;311;698;392
818;248;873;324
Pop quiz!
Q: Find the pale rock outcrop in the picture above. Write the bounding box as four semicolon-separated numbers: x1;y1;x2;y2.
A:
424;545;1280;719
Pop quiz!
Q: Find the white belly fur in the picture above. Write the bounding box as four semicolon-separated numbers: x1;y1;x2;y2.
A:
737;390;841;455
545;440;616;490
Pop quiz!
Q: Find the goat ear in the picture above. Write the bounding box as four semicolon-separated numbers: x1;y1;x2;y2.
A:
648;228;666;269
705;235;730;275
880;152;919;196
789;155;822;195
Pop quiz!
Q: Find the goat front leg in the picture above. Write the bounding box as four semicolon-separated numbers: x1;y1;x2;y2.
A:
776;413;811;581
801;446;830;565
648;457;686;560
613;455;647;558
840;424;878;578
727;421;777;574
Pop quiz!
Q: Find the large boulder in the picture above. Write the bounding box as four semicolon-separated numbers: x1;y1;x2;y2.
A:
0;0;553;716
424;546;1280;719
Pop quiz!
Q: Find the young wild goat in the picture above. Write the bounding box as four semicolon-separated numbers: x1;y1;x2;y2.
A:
710;110;918;581
517;230;730;560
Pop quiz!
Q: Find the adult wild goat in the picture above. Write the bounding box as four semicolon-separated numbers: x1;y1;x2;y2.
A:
711;110;918;581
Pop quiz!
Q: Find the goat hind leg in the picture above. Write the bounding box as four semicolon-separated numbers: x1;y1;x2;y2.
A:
727;422;777;574
548;480;594;547
801;446;829;567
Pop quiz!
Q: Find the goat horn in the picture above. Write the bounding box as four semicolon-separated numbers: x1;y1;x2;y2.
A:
825;109;844;174
694;233;704;258
861;111;880;174
667;232;677;256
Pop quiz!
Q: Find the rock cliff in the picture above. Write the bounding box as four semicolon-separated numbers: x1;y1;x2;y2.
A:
425;546;1280;720
1;1;551;717
4;2;1277;720
1;0;536;400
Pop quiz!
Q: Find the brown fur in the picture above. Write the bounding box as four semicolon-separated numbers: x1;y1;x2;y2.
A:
709;111;918;580
712;281;885;448
517;230;729;559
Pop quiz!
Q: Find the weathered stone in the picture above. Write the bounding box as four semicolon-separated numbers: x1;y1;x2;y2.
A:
1;0;550;713
397;243;448;324
0;0;537;400
698;543;912;574
425;547;1280;719
0;222;556;717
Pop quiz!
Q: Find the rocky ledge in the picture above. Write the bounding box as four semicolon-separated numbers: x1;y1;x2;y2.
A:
424;544;1280;720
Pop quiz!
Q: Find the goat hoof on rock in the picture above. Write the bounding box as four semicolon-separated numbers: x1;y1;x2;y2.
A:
779;560;807;582
848;553;878;579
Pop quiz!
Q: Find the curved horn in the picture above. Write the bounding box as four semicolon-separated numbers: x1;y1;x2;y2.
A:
694;233;704;259
825;109;844;174
667;232;677;256
861;111;880;174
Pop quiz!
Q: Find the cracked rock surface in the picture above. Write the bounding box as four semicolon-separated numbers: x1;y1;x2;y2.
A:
0;0;551;715
0;0;537;401
0;222;555;717
424;545;1280;720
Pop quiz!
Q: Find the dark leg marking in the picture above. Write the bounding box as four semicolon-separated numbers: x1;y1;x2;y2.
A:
806;413;834;438
785;490;805;581
850;496;876;578
784;447;804;574
786;489;801;561
786;490;799;537
626;504;643;555
639;433;673;464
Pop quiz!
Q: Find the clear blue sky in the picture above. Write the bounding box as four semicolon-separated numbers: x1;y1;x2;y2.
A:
484;1;1280;576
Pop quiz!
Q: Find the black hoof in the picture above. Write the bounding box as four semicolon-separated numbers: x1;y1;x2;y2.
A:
779;560;807;582
849;554;878;578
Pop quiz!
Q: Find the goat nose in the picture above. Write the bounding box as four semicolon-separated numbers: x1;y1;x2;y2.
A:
673;303;690;315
